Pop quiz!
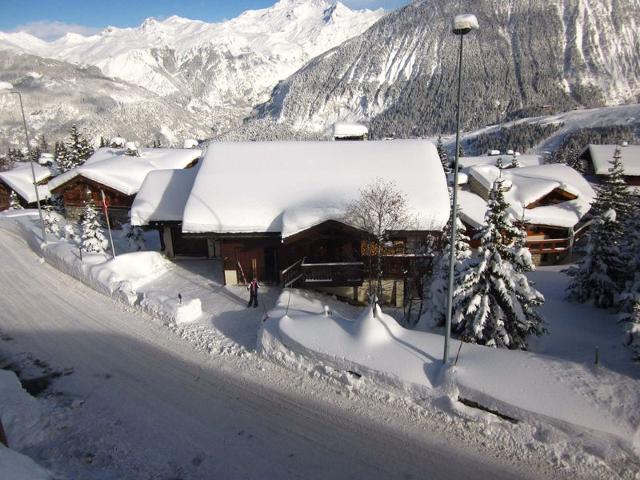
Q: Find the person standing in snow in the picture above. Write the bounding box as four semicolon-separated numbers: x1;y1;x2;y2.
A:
247;277;259;308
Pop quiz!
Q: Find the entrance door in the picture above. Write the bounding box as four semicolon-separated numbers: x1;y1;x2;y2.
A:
264;247;277;283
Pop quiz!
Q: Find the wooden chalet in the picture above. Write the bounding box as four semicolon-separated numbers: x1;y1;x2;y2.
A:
0;163;52;211
171;139;449;307
578;144;640;189
459;164;595;264
48;147;201;226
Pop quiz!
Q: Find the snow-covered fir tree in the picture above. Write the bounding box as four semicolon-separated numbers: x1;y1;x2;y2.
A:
568;148;629;308
618;195;640;314
53;141;67;173
123;223;145;251
60;125;94;173
567;210;621;308
421;205;472;329
511;153;520;168
436;135;451;174
80;195;109;254
452;176;545;349
495;156;504;169
9;190;23;209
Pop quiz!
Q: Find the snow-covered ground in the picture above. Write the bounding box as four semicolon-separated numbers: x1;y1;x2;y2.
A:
1;211;639;478
0;212;553;479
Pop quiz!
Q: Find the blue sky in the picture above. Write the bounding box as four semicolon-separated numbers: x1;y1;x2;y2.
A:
1;0;411;40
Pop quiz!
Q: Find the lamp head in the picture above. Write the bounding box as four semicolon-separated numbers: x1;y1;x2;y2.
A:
452;14;479;35
0;81;15;92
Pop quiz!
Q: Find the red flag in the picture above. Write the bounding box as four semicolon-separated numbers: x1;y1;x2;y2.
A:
100;190;109;211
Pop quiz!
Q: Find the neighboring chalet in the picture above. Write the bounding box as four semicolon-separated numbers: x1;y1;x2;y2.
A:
459;164;595;264
48;147;202;225
0;163;52;210
132;140;449;306
333;122;368;141
130;167;215;258
578;144;640;190
457;153;544;172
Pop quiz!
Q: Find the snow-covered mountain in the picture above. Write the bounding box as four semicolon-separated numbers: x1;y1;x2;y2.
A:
249;0;640;137
0;0;384;141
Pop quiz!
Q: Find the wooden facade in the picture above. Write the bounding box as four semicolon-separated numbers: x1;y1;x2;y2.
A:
0;181;10;211
215;220;437;306
52;176;134;226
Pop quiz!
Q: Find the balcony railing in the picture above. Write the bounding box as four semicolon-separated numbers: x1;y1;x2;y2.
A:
280;258;364;288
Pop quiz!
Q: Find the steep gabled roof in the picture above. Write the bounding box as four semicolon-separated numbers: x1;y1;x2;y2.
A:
182;140;449;237
48;147;202;196
0;163;52;203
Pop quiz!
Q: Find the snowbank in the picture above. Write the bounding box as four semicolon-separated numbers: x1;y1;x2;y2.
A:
6;213;202;325
0;446;52;480
260;290;640;454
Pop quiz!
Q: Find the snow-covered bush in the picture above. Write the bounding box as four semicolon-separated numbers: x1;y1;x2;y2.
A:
122;223;145;252
452;176;545;349
79;201;109;254
42;205;62;238
9;190;23;210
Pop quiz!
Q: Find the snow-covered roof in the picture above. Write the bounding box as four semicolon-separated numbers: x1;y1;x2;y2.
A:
48;147;202;196
0;163;52;203
333;123;368;139
458;154;543;172
130;167;199;226
586;144;640;176
182;140;449;237
461;164;595;229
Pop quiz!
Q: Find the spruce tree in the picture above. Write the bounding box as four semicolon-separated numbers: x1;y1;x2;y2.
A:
420;203;472;329
567;211;621;308
61;125;94;172
495;156;504;169
511;153;520;168
592;147;632;227
42;204;61;238
452;177;545;349
9;190;23;210
436;135;451;174
80;194;108;254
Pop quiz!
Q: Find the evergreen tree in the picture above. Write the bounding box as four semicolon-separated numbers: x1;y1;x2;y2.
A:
591;147;633;226
80;194;109;254
495;156;504;169
567;210;621;308
421;204;472;329
511;152;520;168
452;177;545;349
37;134;49;154
123;223;146;251
99;136;107;148
436;135;451;174
9;190;23;210
61;125;94;172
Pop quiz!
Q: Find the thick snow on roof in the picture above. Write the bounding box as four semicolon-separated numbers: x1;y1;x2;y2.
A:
587;144;640;176
458;190;487;230
458;154;543;172
0;163;52;203
333;122;368;139
48;147;201;196
182;140;449;236
130;167;199;226
461;164;595;229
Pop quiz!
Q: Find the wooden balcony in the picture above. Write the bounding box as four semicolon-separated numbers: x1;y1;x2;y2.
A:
280;257;364;288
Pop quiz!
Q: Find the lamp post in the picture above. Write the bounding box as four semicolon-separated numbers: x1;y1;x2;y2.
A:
0;82;47;245
443;14;479;364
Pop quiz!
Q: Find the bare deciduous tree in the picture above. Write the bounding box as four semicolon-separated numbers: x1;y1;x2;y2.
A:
344;178;412;304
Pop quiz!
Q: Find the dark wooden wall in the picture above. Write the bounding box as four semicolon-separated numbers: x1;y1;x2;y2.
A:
0;182;9;211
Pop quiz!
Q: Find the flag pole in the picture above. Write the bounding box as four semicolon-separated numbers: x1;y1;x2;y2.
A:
100;189;116;258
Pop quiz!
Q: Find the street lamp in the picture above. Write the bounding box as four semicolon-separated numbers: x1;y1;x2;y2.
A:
0;82;47;245
443;14;479;364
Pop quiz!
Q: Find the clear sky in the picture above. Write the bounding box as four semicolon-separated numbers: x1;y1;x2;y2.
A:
1;0;412;40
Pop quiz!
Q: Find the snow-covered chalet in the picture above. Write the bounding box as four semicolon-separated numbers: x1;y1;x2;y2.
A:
0;163;53;210
459;163;595;264
48;146;202;226
578;143;640;191
131;140;450;306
